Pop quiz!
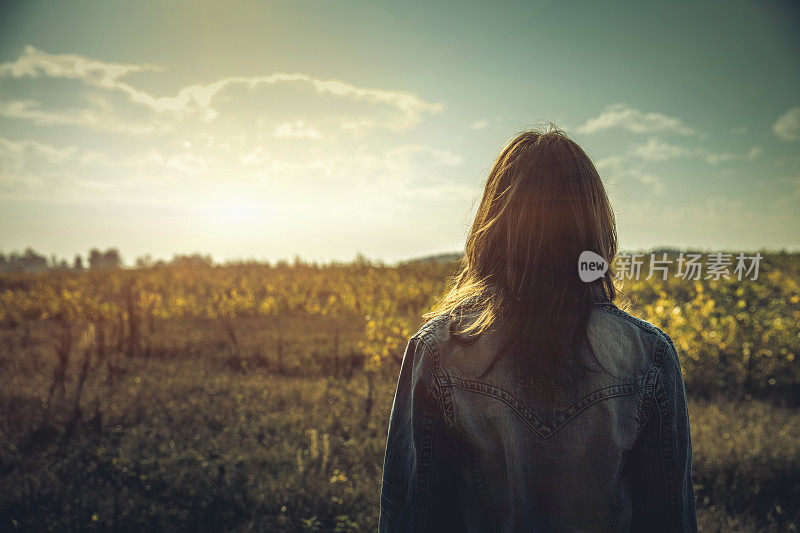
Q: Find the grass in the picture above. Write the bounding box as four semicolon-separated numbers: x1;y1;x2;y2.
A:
0;315;798;532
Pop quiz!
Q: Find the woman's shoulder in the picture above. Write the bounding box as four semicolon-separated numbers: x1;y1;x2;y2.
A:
592;302;674;343
414;290;494;348
412;313;453;352
589;303;680;376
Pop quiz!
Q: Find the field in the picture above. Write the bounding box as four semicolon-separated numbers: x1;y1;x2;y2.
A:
0;254;798;531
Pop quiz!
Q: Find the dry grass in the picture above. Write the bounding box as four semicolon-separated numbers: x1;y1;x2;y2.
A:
0;315;797;531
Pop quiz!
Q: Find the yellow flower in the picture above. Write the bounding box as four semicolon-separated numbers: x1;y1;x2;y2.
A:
329;469;348;483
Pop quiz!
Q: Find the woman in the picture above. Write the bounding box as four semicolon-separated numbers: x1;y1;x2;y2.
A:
378;126;697;532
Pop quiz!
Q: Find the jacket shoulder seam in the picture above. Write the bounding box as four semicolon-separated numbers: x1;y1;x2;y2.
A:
597;305;674;384
596;305;666;339
413;314;450;354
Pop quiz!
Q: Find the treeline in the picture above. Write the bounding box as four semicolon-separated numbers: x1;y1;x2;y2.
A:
0;247;122;273
0;248;214;273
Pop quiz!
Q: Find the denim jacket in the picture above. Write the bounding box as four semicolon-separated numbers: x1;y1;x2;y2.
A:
379;289;697;532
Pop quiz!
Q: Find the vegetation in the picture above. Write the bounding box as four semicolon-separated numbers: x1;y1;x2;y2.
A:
0;253;798;531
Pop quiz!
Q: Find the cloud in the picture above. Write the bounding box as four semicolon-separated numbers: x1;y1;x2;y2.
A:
0;135;110;165
340;118;375;133
398;179;474;201
0;135;116;190
142;150;207;174
309;78;442;129
128;74;442;128
247;143;463;187
0;46;442;130
632;171;663;193
629;137;761;164
746;146;763;160
272;120;322;139
0;45;160;82
469;116;505;131
594;155;625;173
595;154;663;194
576;104;694;135
0;46;462;227
470;119;489;131
772;107;800;142
239;146;267;165
629;137;692;161
777;176;800;202
430;149;464;166
0;136;78;161
0;99;172;134
0;137;67;186
384;144;464;167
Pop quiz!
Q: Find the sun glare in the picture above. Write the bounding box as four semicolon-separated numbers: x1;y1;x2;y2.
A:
206;197;264;226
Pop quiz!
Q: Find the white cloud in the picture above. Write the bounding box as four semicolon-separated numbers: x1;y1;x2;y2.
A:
0;136;78;160
470;119;489;130
240;146;267;165
0;135;111;166
576;104;694;135
772;107;800;142
340;118;375;133
629;137;762;164
130;74;441;128
272;120;322;139
629;137;692;161
595;154;663;194
632;171;663;193
0;135;117;191
309;78;442;129
431;149;464;166
0;46;442;130
251;144;464;190
0;45;160;82
142;150;208;174
398;179;474;201
384;144;464;167
0;99;172;134
0;46;463;229
594;155;626;173
746;146;763;160
778;176;800;202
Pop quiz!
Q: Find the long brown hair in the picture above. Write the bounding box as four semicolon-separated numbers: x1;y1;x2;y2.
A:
423;124;617;384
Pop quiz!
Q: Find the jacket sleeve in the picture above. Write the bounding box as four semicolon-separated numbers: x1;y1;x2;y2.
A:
378;334;463;532
625;334;698;532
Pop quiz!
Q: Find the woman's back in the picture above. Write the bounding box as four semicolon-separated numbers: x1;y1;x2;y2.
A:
379;294;696;532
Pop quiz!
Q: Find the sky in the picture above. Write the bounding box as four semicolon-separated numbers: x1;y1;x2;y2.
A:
0;0;798;265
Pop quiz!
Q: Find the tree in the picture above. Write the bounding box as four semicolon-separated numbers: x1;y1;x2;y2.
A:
170;253;213;268
89;248;122;270
88;249;102;269
16;248;48;272
135;254;154;269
